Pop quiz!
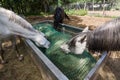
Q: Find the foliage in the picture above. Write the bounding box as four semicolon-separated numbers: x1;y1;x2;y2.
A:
65;9;87;16
111;0;120;10
0;0;120;15
0;0;54;15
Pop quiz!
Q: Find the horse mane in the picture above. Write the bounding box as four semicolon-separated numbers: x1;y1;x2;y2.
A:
87;17;120;52
0;7;35;32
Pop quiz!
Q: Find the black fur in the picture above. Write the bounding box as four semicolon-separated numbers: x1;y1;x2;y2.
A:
87;17;120;52
68;17;120;52
53;7;70;30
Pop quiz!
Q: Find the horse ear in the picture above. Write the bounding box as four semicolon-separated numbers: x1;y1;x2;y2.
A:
77;27;88;43
80;35;86;43
82;26;89;32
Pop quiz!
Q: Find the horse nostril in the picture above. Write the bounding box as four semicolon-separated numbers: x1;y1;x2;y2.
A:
45;36;47;38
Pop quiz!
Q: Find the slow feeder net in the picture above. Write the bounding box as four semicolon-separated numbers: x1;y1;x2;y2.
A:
33;23;96;80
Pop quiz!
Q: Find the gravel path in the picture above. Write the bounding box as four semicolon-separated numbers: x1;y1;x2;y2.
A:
88;11;120;17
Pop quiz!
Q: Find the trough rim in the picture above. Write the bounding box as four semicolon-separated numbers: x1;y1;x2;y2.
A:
27;20;108;80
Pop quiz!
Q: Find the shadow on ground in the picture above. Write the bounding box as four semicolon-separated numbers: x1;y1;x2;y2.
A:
0;39;43;80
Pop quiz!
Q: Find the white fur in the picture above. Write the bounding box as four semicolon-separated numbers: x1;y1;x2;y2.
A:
0;7;50;48
60;27;88;54
60;43;70;53
74;37;86;54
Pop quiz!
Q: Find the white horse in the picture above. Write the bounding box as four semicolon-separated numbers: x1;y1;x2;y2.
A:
61;17;120;54
0;7;50;63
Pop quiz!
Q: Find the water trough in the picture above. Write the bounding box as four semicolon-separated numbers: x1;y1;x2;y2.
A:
25;20;109;80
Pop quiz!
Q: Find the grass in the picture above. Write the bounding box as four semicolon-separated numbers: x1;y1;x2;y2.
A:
90;13;117;19
65;9;87;16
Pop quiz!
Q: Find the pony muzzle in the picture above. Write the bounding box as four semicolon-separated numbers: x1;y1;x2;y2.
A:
35;41;50;49
43;41;50;49
60;44;70;53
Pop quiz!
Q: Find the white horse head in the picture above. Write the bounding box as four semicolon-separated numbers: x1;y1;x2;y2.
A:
0;7;50;48
60;27;89;54
33;33;50;48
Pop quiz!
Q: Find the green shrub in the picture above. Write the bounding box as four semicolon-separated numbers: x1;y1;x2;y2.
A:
65;9;87;16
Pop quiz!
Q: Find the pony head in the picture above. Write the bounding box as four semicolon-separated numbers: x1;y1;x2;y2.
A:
60;27;88;54
0;7;50;49
34;33;50;48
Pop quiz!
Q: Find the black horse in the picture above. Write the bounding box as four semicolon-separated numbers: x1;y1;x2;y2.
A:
53;7;70;30
61;17;120;54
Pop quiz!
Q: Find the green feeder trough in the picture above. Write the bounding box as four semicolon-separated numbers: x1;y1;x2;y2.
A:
25;20;109;80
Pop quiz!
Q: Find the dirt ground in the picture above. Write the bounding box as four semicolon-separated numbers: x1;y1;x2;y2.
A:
88;11;120;17
26;15;112;30
0;39;44;80
0;12;120;80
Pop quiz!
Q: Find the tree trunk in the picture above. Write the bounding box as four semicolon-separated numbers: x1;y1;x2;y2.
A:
84;1;87;10
92;0;94;11
102;0;106;16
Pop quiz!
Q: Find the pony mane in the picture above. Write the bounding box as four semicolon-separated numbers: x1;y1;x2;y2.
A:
87;17;120;52
0;7;35;32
